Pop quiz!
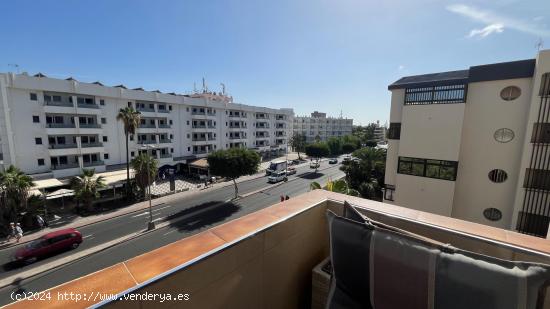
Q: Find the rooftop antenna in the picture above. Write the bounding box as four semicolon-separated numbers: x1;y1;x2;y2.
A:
8;64;20;74
339;110;343;119
193;82;197;94
220;83;226;95
202;77;208;93
536;38;544;51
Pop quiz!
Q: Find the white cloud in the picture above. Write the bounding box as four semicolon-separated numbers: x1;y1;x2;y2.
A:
468;23;504;38
447;4;550;38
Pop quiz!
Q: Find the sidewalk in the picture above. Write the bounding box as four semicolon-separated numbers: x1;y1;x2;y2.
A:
0;152;309;249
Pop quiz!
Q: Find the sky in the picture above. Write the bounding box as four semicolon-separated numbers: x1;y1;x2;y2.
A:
0;0;549;125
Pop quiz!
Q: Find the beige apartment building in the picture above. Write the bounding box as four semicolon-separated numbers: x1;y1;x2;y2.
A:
384;49;550;237
293;111;353;143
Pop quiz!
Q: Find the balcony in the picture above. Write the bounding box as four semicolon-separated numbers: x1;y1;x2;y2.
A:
139;123;156;128
159;153;172;158
158;124;171;128
44;101;73;107
192;124;215;129
192;149;210;155
159;139;172;144
13;190;550;309
83;160;104;167
46;123;75;129
77;103;99;109
229;136;245;140
81;142;103;148
138;140;157;145
51;163;79;170
192;110;206;115
157;109;169;114
48;143;78;149
79;123;101;129
136;107;155;113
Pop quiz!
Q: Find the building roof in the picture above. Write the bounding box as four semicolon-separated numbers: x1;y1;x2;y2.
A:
388;58;536;90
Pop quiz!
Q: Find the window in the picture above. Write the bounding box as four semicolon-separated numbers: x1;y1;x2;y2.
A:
531;123;550;143
101;118;106;124
130;134;134;141
35;137;42;145
500;86;521;101
188;147;191;151
494;128;514;143
483;208;502;221
37;158;45;166
169;134;173;139
102;136;108;142
540;73;550;97
168;105;172;111
32;115;40;123
169;120;173;125
30;93;37;101
171;148;174;153
384;184;395;201
398;157;458;181
100;99;105;106
488;169;507;183
131;151;135;157
404;84;466;105
128;102;132;107
187;121;189;125
104;153;109;160
388;123;401;140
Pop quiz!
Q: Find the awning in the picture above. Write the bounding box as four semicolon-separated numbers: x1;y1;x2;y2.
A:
32;178;65;190
97;169;133;187
189;158;209;169
46;188;74;200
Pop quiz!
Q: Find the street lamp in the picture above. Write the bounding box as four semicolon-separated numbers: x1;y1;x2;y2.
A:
144;145;156;231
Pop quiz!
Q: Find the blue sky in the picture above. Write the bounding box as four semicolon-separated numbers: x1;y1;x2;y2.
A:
0;0;549;125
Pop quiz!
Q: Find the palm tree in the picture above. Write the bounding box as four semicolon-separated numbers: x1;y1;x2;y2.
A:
70;169;105;211
0;165;35;223
117;107;141;195
131;153;158;198
310;178;359;196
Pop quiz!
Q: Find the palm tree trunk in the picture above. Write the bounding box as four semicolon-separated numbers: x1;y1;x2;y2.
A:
233;178;238;199
125;132;130;196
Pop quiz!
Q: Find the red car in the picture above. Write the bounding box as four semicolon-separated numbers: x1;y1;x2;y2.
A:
14;228;82;264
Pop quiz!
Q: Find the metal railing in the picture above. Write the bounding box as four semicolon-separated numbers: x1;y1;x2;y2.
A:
159;153;172;158
137;107;155;112
79;123;101;129
138;140;157;145
157;109;169;113
49;144;78;149
139;124;156;128
83;160;105;167
81;142;103;148
45;101;73;107
51;163;80;170
158;124;171;128
77;103;99;109
159;139;172;144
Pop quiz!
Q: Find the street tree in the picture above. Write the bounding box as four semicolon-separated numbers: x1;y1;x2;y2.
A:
342;142;356;154
207;148;261;199
326;137;342;156
289;132;306;160
70;169;106;211
305;142;329;173
131;153;158;199
0;165;35;225
116;107;141;196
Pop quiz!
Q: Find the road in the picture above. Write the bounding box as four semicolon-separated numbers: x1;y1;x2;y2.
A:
0;160;344;306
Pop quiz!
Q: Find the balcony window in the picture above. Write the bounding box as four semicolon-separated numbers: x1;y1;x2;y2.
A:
404;84;466;105
398;156;458;181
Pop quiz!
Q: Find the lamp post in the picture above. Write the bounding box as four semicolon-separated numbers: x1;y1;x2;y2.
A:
144;145;156;230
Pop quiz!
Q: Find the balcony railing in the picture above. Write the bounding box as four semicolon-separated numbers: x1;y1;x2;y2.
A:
159;139;172;144
137;107;155;112
192;111;206;115
83;160;104;167
81;142;103;148
192;124;215;129
157;109;169;114
79;123;101;129
159;153;172;158
44;101;73;107
229;136;245;140
193;136;215;141
139;124;156;128
51;163;80;170
46;123;75;128
158;124;171;128
138;140;157;145
48;144;78;149
77;103;99;109
192;149;210;154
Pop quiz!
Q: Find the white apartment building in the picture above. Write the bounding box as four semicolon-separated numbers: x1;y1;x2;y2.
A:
0;73;293;180
292;111;353;143
384;49;550;237
372;120;387;142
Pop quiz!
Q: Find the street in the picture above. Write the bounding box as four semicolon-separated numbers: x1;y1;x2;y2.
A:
0;160;344;306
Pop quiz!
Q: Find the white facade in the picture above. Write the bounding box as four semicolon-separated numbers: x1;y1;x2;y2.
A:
292;111;353;142
384;49;550;237
0;73;293;179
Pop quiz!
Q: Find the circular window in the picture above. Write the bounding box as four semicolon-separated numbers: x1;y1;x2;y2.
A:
483;208;502;221
488;169;508;183
500;86;521;101
494;128;515;143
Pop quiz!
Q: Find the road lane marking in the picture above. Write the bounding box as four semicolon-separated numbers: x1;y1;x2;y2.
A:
83;234;94;239
162;230;176;236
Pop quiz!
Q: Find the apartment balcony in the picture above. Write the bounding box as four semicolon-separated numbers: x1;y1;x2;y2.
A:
138;140;157;145
79;123;101;129
157;109;169;114
158;124;171;128
192;149;212;155
256;124;270;129
136;107;155;113
18;190;550;309
51;163;79;170
229;136;245;140
77;103;99;109
192;124;216;129
159;153;172;159
48;143;78;149
44;101;73;107
83;160;104;167
139;123;156;129
46;123;75;129
158;139;172;144
81;142;103;148
229;125;245;129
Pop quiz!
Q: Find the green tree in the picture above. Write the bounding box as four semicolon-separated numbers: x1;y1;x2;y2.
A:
341;142;356;154
342;135;361;150
305;142;330;173
131;153;158;199
116;107;141;196
70;169;106;211
207;148;261;199
0;165;35;224
289;132;306;160
339;147;386;201
326;137;342;156
310;178;359;196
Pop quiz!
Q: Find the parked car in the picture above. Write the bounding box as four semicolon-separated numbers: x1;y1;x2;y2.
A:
286;167;297;175
328;158;338;164
14;228;83;264
343;156;351;162
268;171;288;183
310;161;320;169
